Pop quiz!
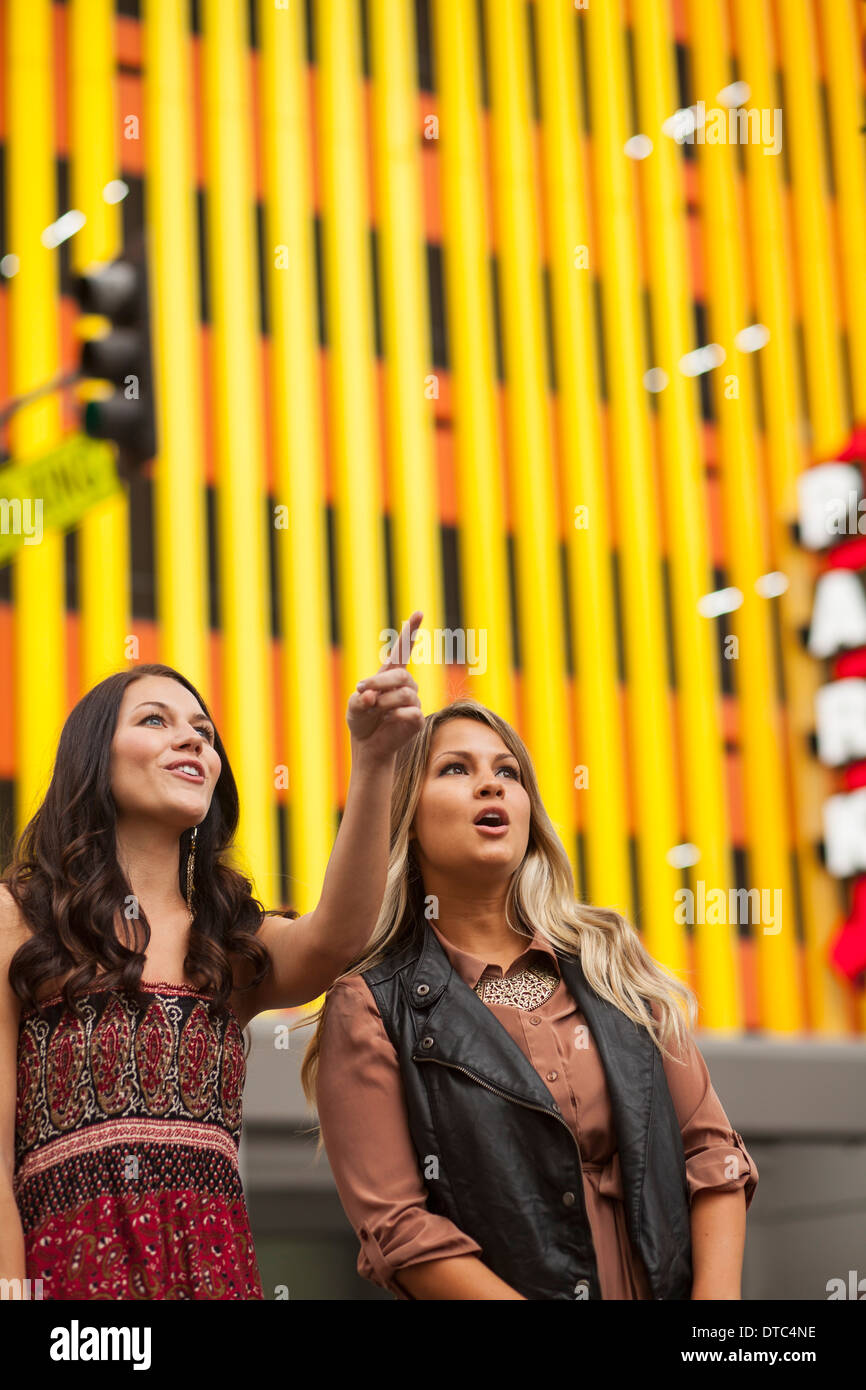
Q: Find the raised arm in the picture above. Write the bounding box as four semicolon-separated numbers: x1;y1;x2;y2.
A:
237;611;426;1018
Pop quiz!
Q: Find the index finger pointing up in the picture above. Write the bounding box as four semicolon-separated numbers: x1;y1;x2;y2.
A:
384;610;423;669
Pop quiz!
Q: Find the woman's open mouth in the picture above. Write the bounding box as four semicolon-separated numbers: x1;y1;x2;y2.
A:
473;811;509;836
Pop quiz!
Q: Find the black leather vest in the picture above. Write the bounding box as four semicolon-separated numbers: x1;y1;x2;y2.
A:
362;921;693;1300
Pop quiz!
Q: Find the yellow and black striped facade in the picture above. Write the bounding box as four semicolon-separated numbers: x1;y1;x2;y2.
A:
1;0;864;1037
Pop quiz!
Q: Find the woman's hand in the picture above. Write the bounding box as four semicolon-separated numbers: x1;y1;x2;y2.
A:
346;610;425;759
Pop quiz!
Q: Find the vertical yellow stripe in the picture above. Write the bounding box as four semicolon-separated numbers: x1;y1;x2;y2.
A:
7;0;66;826
535;2;631;918
734;0;848;1033
431;0;513;718
368;0;446;715
687;0;801;1031
200;0;276;899
70;0;129;692
143;0;209;690
631;2;740;1027
774;1;846;444
259;0;337;911
584;0;683;973
317;0;387;760
483;0;573;872
820;0;866;422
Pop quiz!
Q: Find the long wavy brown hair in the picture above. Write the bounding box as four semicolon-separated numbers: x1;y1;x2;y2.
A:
2;663;274;1022
295;699;698;1141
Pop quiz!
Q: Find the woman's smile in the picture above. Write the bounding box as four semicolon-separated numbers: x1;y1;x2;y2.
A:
164;761;206;783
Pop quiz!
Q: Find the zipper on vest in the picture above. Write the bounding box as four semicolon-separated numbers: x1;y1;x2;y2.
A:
414;1055;586;1175
416;1054;603;1299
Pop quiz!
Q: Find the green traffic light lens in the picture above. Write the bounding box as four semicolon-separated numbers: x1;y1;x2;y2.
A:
84;400;101;436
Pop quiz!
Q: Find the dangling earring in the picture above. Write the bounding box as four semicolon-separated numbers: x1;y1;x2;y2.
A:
186;825;198;915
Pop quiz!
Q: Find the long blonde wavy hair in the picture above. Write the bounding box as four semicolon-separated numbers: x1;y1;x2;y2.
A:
294;698;698;1130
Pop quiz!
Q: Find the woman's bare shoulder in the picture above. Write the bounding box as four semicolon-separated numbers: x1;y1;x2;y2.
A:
0;883;33;956
0;885;33;1021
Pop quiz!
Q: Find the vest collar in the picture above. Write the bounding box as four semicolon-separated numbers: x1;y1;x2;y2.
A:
427;916;561;989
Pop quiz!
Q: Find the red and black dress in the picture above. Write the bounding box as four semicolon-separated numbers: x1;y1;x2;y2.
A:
14;981;263;1300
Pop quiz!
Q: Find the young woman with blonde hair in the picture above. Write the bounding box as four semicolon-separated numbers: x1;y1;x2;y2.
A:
304;698;758;1301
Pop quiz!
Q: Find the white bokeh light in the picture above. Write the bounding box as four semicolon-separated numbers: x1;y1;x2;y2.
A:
718;81;751;107
662;105;705;143
625;134;653;160
667;843;701;869
697;587;744;618
679;343;726;376
103;180;129;205
40;210;86;249
735;323;770;352
643;367;669;393
755;572;789;599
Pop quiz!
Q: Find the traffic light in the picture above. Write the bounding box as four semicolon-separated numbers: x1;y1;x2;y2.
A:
73;250;156;476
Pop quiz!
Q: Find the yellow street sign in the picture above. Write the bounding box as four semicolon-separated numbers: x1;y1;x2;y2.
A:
0;434;120;564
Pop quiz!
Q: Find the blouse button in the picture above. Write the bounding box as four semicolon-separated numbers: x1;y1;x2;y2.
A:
547;1070;558;1081
529;1016;542;1026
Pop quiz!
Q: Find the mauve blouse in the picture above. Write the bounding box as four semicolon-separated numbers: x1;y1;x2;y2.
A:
314;919;758;1299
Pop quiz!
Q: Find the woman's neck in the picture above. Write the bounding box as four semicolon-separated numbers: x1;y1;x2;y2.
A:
425;895;528;963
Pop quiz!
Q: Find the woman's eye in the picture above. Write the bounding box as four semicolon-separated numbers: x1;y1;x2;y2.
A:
141;713;214;742
440;761;519;779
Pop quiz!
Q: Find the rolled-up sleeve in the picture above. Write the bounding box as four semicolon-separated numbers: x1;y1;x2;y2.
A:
315;974;483;1298
657;1012;759;1210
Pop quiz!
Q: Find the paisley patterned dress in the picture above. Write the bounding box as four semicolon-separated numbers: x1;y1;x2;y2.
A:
13;980;263;1300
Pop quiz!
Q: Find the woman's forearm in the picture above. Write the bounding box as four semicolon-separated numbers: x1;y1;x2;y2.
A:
290;612;422;973
310;741;397;958
394;1254;526;1300
0;1182;27;1291
689;1188;746;1299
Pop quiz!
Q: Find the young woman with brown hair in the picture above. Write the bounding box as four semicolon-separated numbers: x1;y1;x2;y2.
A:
0;611;424;1299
